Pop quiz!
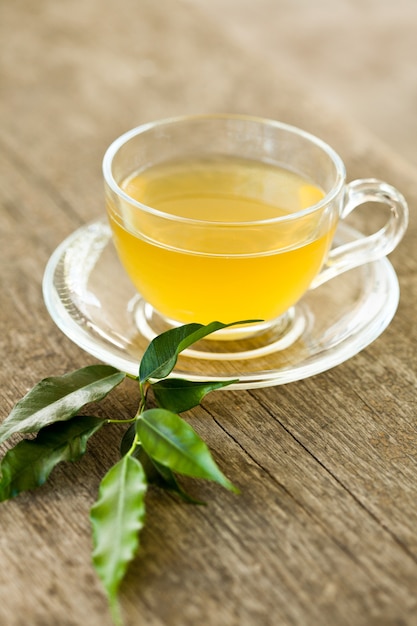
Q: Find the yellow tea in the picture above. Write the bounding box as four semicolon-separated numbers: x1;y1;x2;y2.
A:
107;156;333;324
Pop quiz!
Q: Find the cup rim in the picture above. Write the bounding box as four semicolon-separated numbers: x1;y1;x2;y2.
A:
102;113;346;225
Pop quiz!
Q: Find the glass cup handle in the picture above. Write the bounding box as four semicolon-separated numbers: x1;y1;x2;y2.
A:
311;178;409;288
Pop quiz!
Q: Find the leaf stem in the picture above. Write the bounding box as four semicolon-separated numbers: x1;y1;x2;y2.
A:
107;417;137;425
125;432;140;458
137;381;150;417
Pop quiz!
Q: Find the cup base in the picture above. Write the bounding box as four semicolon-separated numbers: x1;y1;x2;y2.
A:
132;296;306;361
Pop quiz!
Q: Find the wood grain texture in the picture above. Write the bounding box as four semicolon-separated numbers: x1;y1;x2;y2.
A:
0;1;416;625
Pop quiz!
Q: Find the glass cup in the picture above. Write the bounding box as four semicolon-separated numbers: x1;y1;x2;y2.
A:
103;114;408;355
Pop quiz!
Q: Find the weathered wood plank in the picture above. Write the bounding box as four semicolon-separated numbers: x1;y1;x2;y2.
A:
0;0;416;625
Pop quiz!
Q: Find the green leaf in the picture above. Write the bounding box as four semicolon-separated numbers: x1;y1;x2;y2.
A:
120;425;203;504
90;455;147;625
137;408;238;493
148;454;205;504
119;423;137;458
139;319;259;383
152;378;237;413
0;365;125;444
0;415;105;501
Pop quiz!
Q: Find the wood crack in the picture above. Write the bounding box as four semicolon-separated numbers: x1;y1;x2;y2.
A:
249;390;417;567
205;406;368;571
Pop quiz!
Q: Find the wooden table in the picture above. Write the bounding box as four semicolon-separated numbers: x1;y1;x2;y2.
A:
1;2;417;625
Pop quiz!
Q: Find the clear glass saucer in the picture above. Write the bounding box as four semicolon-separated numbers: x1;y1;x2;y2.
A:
42;218;399;389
